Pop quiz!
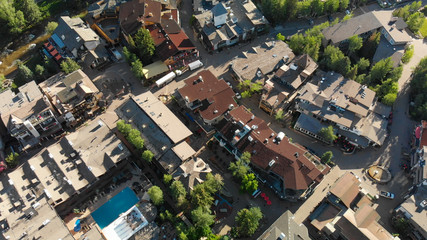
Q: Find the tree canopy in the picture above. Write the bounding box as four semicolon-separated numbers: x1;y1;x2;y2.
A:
142;150;154;163
410;56;427;120
46;21;58;34
191;207;215;228
318;125;337;143
190;183;214;210
229;159;250;179
240;173;258;194
17;62;33;82
321;151;333;164
60;58;81;74
170;180;187;206
234;207;263;237
134;28;155;64
348;35;363;54
148;186;164;205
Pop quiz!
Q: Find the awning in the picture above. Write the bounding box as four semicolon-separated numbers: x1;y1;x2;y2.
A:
415;126;421;139
142;61;169;79
51;33;65;49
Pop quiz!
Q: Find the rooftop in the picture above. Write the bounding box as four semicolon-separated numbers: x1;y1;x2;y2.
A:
221;105;330;191
257;210;310;240
131;92;192;143
178;70;236;121
231;41;293;81
397;185;427;234
172;141;196;161
172;157;212;191
39;69;99;112
54;16;100;51
330;172;361;208
118;0;162;35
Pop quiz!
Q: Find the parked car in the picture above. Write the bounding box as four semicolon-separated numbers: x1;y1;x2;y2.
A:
379;191;395;199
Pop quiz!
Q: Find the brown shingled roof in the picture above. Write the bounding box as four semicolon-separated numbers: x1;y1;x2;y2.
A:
119;0;161;35
178;70;236;121
225;106;330;190
330;172;360;208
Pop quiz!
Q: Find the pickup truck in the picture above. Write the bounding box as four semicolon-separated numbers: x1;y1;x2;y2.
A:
379;191;395;199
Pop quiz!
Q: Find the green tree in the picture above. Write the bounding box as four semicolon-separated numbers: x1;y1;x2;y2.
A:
311;0;324;17
346;65;358;80
276;33;285;41
17;62;33;82
229;159;249;179
289;33;305;55
241;90;251;98
322;45;351;75
240;151;251;164
116;120;132;136
163;174;173;185
321;151;333;164
17;0;41;24
240;173;258;194
234;207;263;237
5;152;19;168
127;128;144;150
171;180;187;206
204;173;224;193
318;125;337;143
191;184;214;209
357;57;370;73
382;92;397;106
45;21;58;34
35;64;45;79
142;150;154;162
339;0;349;12
348;35;363;54
60;58;81;74
123;46;138;64
131;59;144;80
369;57;393;86
410;56;427;119
148;186;164;205
406;12;425;33
191;207;215;228
402;45;414;64
134;28;155;63
285;0;298;20
275;109;284;121
325;0;339;13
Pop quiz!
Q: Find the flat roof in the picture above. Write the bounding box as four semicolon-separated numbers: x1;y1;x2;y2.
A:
172;141;196;161
132;92;192;144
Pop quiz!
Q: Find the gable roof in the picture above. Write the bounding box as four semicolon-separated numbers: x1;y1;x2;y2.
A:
330;172;360;208
178;70;236;121
212;3;227;17
222;106;330;190
322;12;382;44
54;16;99;51
173;158;212;191
118;0;162;35
257;210;310;240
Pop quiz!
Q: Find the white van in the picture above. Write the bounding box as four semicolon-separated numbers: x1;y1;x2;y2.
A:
188;60;203;71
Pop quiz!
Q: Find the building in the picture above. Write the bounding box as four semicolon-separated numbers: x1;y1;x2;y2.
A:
309;172;397;240
53;16;109;68
118;0;162;36
87;0;122;45
172;157;212;192
177;70;237;126
257;210;310;240
260;54;318;114
116;92;194;173
0;81;62;149
411;120;427;186
215;105;330;200
147;15;198;71
294;71;390;148
395;184;427;240
230;40;294;82
194;0;268;51
322;10;411;66
27;119;131;215
39;69;103;127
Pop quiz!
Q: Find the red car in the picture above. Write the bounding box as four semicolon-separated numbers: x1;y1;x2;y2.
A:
0;161;6;173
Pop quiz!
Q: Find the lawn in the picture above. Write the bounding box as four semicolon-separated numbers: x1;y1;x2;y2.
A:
38;0;66;19
419;18;427;38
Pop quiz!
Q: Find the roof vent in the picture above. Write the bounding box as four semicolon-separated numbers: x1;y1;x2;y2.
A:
420;200;427;208
248;136;253;142
251;125;258;130
229;104;234;110
279;233;286;240
148;12;153;17
199;75;203;82
268;159;275;167
294;152;299;158
264;138;268;143
214;110;218;114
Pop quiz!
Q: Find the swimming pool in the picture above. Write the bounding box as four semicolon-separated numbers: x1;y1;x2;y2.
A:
91;187;139;229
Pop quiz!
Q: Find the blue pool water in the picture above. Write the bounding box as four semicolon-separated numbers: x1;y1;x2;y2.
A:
91;187;139;229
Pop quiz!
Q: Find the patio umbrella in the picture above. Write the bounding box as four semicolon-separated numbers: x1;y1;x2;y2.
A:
74;219;81;232
264;196;269;201
260;193;266;198
266;200;272;205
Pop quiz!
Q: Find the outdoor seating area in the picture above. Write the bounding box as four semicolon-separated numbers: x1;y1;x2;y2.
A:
334;136;356;153
260;192;272;206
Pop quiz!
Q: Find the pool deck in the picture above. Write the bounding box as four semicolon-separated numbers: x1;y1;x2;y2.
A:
64;175;151;239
